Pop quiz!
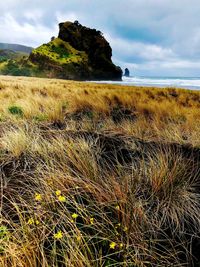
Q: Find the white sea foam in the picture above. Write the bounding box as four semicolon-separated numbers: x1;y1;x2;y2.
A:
92;76;200;90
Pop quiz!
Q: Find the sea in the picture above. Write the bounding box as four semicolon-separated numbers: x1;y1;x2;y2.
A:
94;76;200;90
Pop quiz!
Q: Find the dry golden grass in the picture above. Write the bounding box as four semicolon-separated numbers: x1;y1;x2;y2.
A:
0;75;199;144
0;75;199;266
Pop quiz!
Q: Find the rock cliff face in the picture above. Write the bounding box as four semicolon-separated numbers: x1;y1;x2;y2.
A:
29;21;122;81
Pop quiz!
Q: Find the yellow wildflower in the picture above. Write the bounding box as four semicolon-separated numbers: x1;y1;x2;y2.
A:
115;223;121;229
123;227;128;232
110;242;117;249
90;217;94;225
54;230;63;240
77;235;81;241
58;195;66;202
115;205;120;211
56;190;62;196
35;193;42;201
35;220;40;225
119;243;124;248
72;213;78;219
28;218;40;225
27;218;34;225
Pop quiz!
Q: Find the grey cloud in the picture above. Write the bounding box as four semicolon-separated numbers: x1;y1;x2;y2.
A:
1;0;200;76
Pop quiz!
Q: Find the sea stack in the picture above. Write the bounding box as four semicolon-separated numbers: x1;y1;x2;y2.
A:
29;21;122;81
124;68;130;77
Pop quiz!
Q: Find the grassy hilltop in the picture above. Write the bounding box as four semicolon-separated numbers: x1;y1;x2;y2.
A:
31;38;87;65
0;76;200;266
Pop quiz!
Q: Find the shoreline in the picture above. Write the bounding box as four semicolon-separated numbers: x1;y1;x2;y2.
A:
1;74;200;91
91;76;200;90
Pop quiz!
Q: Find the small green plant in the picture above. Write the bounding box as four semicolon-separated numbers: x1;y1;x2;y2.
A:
0;225;9;253
0;226;8;239
33;114;48;122
0;114;4;122
8;105;23;117
85;110;94;119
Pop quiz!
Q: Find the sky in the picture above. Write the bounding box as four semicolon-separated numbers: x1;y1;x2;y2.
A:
1;0;200;77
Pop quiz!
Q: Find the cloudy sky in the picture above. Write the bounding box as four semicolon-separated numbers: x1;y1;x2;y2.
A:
1;0;200;76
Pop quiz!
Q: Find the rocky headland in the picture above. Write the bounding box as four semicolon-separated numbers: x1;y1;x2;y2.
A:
0;21;122;81
29;21;122;80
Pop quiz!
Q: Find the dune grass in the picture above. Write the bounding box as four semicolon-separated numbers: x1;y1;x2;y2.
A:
0;75;199;266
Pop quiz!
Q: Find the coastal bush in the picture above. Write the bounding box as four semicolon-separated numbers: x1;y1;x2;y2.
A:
8;105;23;116
1;60;32;76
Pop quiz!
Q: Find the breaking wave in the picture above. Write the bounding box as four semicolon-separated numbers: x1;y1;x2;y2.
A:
93;76;200;90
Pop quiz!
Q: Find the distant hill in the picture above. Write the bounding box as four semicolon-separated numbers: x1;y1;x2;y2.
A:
0;47;32;76
0;43;33;54
0;49;16;63
0;49;29;63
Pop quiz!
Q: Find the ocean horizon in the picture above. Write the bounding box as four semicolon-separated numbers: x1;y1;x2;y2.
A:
93;76;200;90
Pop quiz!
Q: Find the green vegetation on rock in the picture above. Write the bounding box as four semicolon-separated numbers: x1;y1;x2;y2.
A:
31;38;87;65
